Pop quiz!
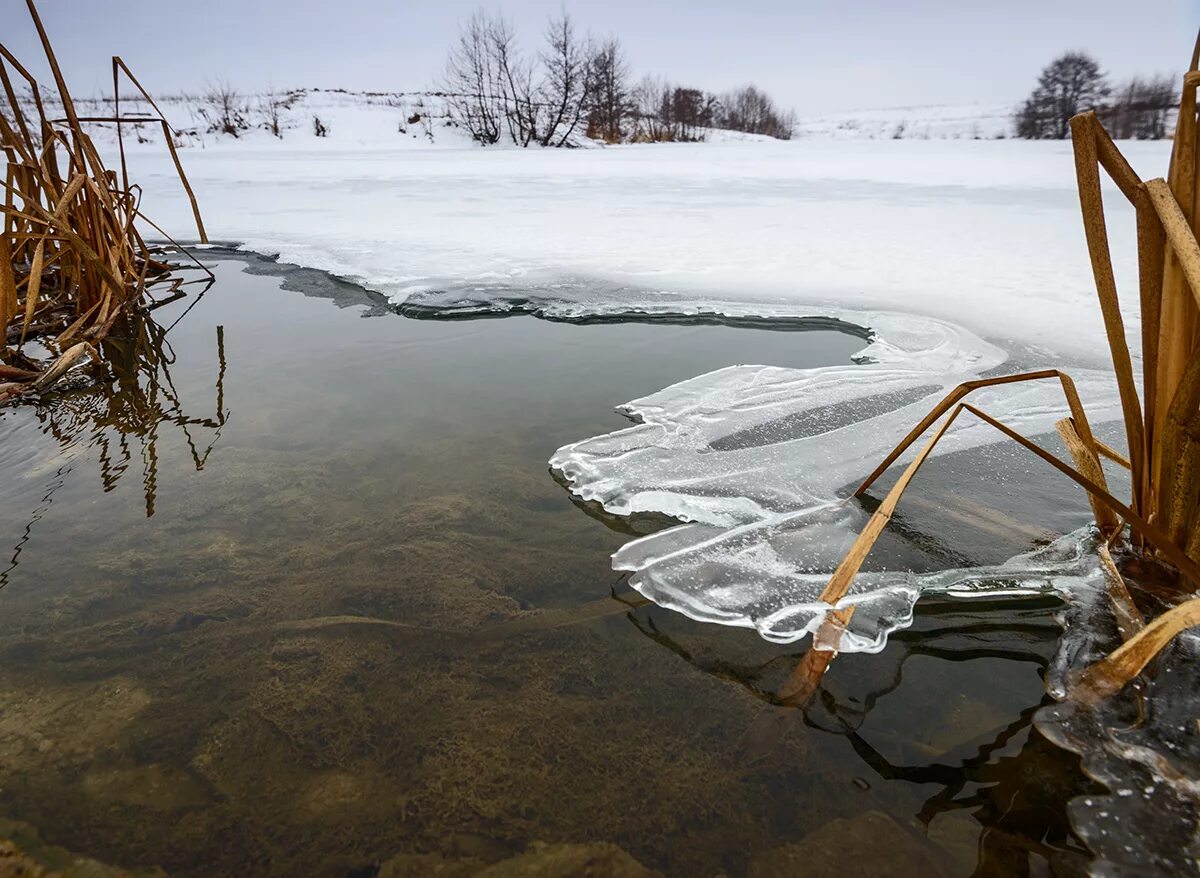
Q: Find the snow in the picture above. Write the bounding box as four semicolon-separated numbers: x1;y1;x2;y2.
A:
52;89;477;151
70;90;1029;146
115;132;1169;367
793;102;1018;141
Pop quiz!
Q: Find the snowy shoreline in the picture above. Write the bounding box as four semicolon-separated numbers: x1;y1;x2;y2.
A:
112;131;1170;371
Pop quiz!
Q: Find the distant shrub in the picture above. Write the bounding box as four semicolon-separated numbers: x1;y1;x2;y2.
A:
199;80;249;137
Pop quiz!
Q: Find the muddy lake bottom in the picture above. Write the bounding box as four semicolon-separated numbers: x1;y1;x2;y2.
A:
0;255;1106;877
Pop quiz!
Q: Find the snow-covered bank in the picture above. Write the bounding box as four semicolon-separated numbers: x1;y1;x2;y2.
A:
60;89;474;150
69;90;1032;146
123;136;1168;366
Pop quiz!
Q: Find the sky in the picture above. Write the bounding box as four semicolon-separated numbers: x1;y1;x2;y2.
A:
5;0;1197;114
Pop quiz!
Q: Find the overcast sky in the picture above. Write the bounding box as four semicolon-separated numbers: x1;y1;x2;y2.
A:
6;0;1197;114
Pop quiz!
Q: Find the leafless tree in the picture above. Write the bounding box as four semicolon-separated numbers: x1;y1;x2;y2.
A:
1016;52;1110;139
442;11;538;146
439;11;793;147
1101;75;1177;139
539;12;593;147
628;78;719;142
586;37;630;143
671;86;715;140
719;85;795;139
490;15;539;146
629;75;672;142
443;11;503;144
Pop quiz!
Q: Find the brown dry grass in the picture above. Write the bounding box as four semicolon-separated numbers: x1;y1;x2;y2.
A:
0;0;207;404
801;36;1200;699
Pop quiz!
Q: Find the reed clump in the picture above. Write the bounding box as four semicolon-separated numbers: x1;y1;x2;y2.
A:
803;35;1200;699
0;0;207;405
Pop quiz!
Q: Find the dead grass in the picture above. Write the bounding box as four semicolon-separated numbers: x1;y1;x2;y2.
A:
0;0;208;405
801;34;1200;699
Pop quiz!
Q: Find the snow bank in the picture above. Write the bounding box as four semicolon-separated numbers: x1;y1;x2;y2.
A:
117;135;1169;366
50;89;477;151
67;90;1034;145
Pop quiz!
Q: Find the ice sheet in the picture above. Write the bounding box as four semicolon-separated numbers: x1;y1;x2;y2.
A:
399;279;1126;652
1037;563;1200;875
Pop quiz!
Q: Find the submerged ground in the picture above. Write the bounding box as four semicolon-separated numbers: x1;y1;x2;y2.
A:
0;257;1106;877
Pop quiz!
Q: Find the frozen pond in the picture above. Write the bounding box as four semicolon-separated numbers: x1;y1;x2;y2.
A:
0;254;1106;876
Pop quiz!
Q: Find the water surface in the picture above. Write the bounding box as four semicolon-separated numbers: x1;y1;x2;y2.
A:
0;254;1099;877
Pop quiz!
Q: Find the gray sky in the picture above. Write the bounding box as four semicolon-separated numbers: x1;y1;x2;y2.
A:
6;0;1197;113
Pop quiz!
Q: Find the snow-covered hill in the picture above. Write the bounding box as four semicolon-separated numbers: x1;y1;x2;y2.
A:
32;89;476;150
31;88;784;150
22;89;1038;148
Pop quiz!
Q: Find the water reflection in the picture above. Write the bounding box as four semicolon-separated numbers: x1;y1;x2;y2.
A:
0;255;1103;876
2;311;229;587
623;592;1096;874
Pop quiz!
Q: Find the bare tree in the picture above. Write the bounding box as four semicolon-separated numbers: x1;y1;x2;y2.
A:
1101;74;1177;139
586;37;630;143
200;79;248;137
629;75;672;142
490;15;539;146
443;11;503;144
1016;51;1110;139
442;11;539;146
539;12;593;147
719;85;795;139
628;79;723;142
438;10;794;147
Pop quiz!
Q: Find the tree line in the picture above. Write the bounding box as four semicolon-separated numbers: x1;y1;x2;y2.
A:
1016;51;1176;140
442;10;796;147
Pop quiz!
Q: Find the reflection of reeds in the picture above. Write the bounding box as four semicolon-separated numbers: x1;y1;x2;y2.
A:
2;313;228;587
1;0;207;403
35;317;228;512
628;594;1086;871
804;37;1200;698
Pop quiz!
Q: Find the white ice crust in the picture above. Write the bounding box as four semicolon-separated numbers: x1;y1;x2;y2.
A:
537;299;1122;652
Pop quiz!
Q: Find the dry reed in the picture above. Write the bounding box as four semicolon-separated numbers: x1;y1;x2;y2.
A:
800;35;1200;699
0;0;207;405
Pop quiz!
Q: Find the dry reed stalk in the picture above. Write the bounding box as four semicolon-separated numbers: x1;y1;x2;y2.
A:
0;0;208;402
794;38;1200;699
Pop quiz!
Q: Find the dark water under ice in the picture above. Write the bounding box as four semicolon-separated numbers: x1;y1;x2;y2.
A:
0;253;1105;877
